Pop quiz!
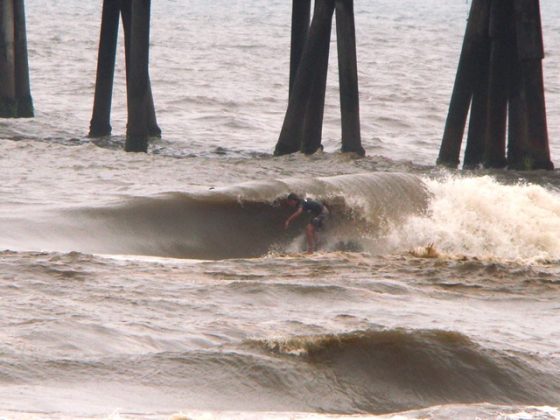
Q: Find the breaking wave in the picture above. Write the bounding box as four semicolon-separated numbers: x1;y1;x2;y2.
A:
5;172;559;262
386;175;560;263
0;172;428;259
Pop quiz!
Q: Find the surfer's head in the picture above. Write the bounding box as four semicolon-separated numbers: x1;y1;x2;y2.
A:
286;193;300;207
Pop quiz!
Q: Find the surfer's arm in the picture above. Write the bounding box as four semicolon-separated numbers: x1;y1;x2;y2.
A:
285;207;303;229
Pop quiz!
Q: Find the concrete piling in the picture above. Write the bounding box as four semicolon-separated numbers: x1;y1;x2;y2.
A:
275;0;336;156
89;0;120;137
0;0;17;117
463;39;490;169
511;0;552;169
439;0;553;170
89;0;160;151
507;55;529;168
301;0;335;155
275;0;364;156
13;0;32;116
289;0;311;98
483;0;512;169
123;0;152;152
335;0;364;155
0;0;33;118
437;0;490;168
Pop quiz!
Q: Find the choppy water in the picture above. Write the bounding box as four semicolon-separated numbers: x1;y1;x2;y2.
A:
1;1;560;419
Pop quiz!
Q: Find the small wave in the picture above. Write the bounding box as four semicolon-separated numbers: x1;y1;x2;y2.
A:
2;327;559;415
249;328;560;413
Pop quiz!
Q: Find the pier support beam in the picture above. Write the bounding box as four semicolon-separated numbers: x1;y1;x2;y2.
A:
509;0;552;169
301;0;334;155
275;0;364;156
0;0;17;117
463;38;490;169
275;0;335;156
13;0;33;116
122;0;158;152
336;0;364;155
89;0;120;137
289;0;311;97
483;0;512;169
121;0;161;146
0;0;33;118
438;0;552;170
437;0;490;168
89;0;160;152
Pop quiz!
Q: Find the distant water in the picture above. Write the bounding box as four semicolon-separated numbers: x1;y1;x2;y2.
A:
1;1;560;419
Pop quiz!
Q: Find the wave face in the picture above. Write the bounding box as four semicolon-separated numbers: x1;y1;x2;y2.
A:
0;172;428;259
4;326;557;414
249;329;560;414
5;173;560;263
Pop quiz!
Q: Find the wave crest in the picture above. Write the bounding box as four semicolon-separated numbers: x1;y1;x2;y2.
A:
250;328;560;412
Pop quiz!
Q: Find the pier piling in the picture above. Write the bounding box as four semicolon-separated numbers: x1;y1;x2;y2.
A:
437;0;490;167
463;37;490;169
289;0;311;98
0;0;16;117
275;0;364;156
89;0;160;152
123;0;152;152
511;0;552;169
89;0;120;137
438;0;553;170
301;0;334;155
0;0;33;118
275;0;335;156
13;0;32;116
483;0;512;169
336;0;364;155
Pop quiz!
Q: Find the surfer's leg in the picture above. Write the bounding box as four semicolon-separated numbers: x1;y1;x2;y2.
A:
308;215;325;252
305;224;316;253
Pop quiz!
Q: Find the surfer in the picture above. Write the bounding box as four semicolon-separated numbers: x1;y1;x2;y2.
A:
284;193;329;253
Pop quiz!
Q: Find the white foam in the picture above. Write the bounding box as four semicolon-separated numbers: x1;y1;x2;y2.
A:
386;175;560;263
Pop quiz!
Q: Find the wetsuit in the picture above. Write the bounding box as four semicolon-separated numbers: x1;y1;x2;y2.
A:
300;198;329;229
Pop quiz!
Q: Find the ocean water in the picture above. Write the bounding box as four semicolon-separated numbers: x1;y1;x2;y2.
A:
1;1;560;419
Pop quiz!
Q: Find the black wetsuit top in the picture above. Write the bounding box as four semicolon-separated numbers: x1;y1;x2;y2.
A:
300;199;325;216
